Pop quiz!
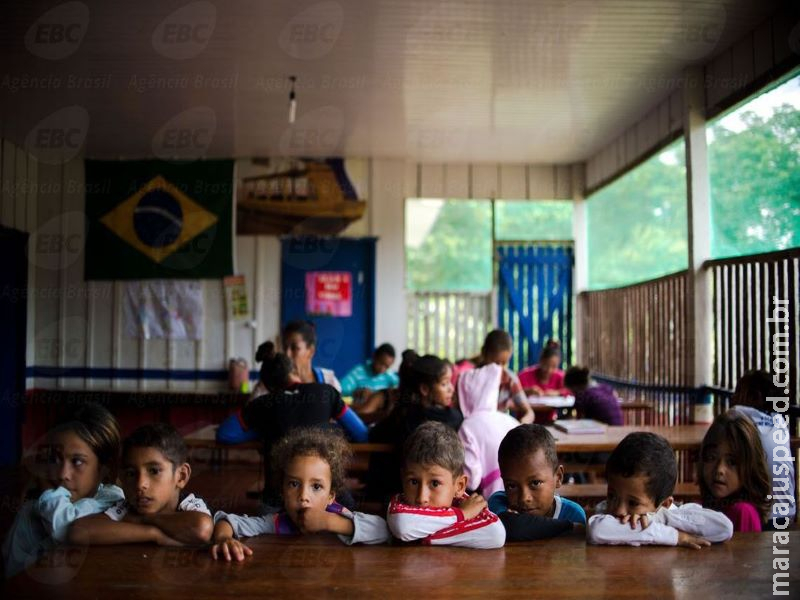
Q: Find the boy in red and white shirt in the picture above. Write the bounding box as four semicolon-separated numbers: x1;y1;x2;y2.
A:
387;421;505;549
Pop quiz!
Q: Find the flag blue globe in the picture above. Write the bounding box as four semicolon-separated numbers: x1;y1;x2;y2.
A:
133;189;183;247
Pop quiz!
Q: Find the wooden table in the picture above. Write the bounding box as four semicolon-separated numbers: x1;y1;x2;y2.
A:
549;424;711;453
183;425;393;472
5;531;796;598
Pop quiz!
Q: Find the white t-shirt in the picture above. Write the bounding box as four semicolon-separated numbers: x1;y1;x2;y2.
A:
105;493;210;521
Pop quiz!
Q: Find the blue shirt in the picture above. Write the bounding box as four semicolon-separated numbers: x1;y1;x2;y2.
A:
2;484;124;578
339;361;399;397
488;491;586;524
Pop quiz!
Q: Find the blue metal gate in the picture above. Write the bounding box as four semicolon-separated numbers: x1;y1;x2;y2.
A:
497;244;573;372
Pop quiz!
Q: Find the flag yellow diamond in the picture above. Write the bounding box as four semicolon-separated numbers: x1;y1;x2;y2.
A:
100;175;218;264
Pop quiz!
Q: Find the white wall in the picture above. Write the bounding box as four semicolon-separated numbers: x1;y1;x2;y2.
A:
0;141;579;391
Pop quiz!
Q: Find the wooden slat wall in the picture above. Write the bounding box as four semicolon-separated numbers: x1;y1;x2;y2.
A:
414;163;577;200
406;292;493;362
579;271;691;425
709;248;800;405
0;142;287;392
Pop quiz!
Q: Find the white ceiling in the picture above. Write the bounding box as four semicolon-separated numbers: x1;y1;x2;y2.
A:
0;0;780;163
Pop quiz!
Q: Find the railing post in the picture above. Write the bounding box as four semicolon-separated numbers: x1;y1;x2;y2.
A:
571;164;587;365
683;67;713;398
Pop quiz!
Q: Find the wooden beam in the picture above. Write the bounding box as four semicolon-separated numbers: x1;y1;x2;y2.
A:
683;67;713;389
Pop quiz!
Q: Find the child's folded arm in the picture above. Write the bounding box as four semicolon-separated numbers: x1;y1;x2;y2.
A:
499;511;574;541
67;513;162;545
38;485;125;542
424;510;506;549
338;512;391;545
213;511;276;539
587;514;679;546
137;511;214;545
386;496;461;541
661;503;733;542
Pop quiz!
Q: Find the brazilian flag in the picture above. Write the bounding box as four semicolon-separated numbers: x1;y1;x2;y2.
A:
85;160;234;280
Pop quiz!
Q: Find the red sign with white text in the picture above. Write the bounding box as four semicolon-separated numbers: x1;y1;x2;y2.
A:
305;271;352;317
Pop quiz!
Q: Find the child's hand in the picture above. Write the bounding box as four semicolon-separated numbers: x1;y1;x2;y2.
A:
460;493;488;521
295;507;331;534
211;537;253;561
677;531;711;550
618;513;649;530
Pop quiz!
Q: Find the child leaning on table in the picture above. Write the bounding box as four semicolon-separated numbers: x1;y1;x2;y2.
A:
698;410;772;532
587;432;733;548
211;427;390;561
387;421;506;548
68;423;213;546
488;424;586;541
2;403;124;578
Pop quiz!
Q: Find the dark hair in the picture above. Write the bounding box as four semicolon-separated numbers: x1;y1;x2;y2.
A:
401;354;450;405
605;432;677;505
282;320;317;348
699;410;771;521
481;329;513;361
122;423;188;468
257;341;294;390
540;339;561;362
564;366;591;391
50;403;121;483
498;424;559;472
271;427;352;494
255;341;273;363
732;369;781;413
403;421;464;477
374;343;396;359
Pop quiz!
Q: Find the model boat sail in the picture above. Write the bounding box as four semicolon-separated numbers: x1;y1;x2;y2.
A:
237;158;366;235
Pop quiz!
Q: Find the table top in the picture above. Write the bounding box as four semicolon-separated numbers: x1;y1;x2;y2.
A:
549;424;711;452
184;425;393;453
5;531;795;598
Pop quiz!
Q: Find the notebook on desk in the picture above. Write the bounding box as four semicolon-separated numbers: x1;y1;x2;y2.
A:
553;419;607;434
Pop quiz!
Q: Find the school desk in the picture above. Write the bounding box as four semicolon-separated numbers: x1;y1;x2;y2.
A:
548;424;711;453
4;531;796;598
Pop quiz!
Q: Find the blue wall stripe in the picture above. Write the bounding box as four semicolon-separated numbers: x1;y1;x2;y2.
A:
25;366;258;381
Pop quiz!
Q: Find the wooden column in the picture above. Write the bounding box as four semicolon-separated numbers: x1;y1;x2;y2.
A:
571;164;588;365
683;67;712;388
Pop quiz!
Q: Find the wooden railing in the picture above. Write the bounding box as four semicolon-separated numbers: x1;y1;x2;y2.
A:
705;248;800;404
579;270;689;386
406;291;493;361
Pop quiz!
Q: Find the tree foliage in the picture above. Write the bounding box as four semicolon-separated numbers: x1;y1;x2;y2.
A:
709;104;800;258
406;101;799;293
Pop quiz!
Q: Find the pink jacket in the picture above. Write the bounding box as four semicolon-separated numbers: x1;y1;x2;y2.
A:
457;364;520;497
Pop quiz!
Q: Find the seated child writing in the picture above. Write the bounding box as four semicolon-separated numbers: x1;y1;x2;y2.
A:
387;421;506;549
587;432;733;548
699;410;772;532
3;403;124;578
68;423;213;546
211;427;390;561
488;424;586;541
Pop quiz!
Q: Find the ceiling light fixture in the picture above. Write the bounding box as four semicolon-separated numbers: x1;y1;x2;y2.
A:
288;76;297;124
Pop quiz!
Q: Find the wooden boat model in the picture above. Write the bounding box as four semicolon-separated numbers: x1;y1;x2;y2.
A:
237;159;366;235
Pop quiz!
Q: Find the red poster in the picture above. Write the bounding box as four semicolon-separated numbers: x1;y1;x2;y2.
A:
306;271;352;317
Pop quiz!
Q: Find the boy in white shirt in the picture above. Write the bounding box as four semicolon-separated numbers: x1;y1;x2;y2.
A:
68;424;213;546
587;432;733;548
387;422;506;549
